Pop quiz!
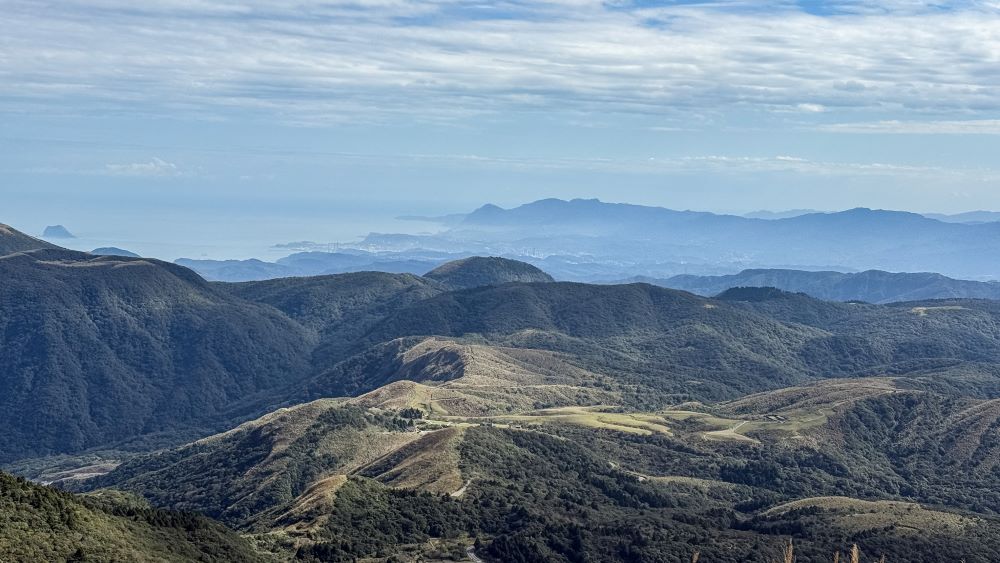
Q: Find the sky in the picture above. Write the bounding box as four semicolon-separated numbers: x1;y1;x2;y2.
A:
2;0;1000;259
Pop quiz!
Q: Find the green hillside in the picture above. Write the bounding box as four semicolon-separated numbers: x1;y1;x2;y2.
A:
82;378;1000;562
0;247;314;461
0;471;269;562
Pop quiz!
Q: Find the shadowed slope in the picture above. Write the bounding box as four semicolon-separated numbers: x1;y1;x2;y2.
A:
0;248;314;461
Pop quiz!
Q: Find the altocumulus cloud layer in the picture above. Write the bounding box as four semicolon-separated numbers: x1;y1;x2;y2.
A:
2;0;999;126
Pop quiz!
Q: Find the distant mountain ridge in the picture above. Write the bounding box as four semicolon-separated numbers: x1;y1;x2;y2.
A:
179;199;1000;282
177;251;449;282
651;268;1000;303
924;210;1000;224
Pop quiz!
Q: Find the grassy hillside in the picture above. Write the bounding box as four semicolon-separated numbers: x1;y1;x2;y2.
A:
81;403;441;530
307;337;619;412
356;282;829;401
12;237;1000;463
81;374;1000;562
0;471;269;562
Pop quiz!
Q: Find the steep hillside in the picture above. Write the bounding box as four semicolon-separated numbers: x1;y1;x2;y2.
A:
0;248;314;462
0;471;268;562
660;268;1000;303
423;257;554;289
82;403;446;531
0;223;60;255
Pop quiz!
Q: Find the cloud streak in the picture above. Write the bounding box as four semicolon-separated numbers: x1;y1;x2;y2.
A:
1;1;999;125
820;119;1000;135
104;158;181;176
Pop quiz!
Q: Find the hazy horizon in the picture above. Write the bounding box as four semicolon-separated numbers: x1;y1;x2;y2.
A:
4;1;1000;246
12;197;1000;262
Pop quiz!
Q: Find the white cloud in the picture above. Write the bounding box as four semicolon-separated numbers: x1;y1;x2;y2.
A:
796;104;827;113
368;151;1000;182
0;1;998;124
820;119;1000;135
104;157;180;176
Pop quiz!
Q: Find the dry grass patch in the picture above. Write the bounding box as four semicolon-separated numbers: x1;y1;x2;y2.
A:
763;496;980;535
486;406;673;436
910;305;967;316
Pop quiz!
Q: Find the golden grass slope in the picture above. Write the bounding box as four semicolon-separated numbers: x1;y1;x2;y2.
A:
762;496;980;535
359;426;467;493
717;378;899;417
350;337;619;416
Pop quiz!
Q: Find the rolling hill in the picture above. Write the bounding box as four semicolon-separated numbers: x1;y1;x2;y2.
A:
81;374;1000;562
423;256;554;289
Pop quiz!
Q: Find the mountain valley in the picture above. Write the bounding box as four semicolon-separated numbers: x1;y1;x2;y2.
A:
3;224;1000;561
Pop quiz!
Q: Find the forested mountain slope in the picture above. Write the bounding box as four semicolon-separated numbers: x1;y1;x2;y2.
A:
0;246;314;461
0;471;268;562
423;256;554;289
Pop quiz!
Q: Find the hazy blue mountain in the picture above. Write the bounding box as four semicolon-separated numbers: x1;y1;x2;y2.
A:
240;199;1000;282
924;211;1000;224
42;225;75;238
177;251;449;282
277;251;443;277
743;209;821;219
653;268;1000;303
91;247;140;257
175;257;293;282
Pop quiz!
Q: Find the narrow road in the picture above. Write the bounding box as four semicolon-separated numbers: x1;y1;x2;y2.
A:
467;545;484;562
451;479;472;498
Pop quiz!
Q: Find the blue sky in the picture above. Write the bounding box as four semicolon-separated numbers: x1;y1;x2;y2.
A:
2;0;1000;258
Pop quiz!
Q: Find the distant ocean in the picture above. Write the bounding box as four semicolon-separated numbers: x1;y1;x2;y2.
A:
19;210;447;262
